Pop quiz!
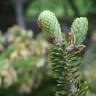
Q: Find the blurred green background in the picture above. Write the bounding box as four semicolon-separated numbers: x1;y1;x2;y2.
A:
0;0;96;96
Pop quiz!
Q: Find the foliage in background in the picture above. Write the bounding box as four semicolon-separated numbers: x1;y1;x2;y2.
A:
75;0;96;15
82;31;96;95
26;0;96;18
0;26;56;96
26;0;74;18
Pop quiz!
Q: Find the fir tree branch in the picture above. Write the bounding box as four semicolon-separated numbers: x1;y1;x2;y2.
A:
37;10;88;96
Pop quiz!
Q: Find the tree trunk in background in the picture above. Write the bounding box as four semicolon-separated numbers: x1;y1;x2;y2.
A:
15;0;26;29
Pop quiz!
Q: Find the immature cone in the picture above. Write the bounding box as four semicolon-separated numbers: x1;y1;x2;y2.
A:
71;17;88;45
37;10;62;44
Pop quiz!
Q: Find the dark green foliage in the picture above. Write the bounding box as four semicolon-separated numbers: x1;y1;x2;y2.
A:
26;0;96;18
49;43;88;96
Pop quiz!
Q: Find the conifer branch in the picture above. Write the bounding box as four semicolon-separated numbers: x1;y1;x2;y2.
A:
37;10;88;96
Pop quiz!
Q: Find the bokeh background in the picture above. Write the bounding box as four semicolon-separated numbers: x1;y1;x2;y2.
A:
0;0;96;96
